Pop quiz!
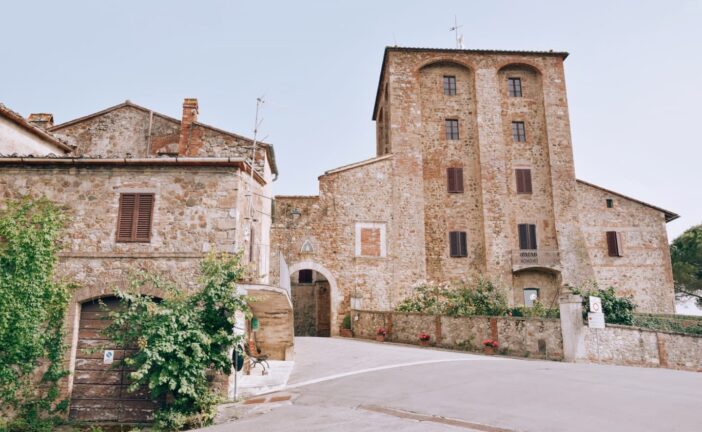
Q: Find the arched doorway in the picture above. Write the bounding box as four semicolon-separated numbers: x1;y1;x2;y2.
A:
69;296;157;423
287;261;339;337
290;269;331;336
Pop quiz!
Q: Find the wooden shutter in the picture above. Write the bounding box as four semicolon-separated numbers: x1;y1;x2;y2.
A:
449;231;467;257
116;193;154;242
518;224;528;250
459;232;467;257
516;169;532;194
447;168;464;193
528;224;537;250
606;231;622;257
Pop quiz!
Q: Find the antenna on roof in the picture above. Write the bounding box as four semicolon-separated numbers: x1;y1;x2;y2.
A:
449;15;464;49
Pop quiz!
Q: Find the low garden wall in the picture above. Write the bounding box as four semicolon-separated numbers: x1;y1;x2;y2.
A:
351;309;563;360
583;324;702;371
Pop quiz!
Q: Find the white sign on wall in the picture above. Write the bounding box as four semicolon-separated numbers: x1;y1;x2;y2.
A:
589;296;602;313
103;350;114;364
588;312;605;329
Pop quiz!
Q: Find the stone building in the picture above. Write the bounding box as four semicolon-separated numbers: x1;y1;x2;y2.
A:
270;47;679;336
0;99;292;422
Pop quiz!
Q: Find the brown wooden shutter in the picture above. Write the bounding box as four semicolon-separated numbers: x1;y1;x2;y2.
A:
117;194;136;241
459;232;467;257
447;168;455;192
606;231;621;257
528;224;537;250
447;168;464;193
455;168;464;193
116;193;154;242
516;169;532;194
135;194;154;241
518;224;528;250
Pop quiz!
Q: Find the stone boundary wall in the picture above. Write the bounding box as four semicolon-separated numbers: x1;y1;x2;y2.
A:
351;309;563;360
583;324;702;371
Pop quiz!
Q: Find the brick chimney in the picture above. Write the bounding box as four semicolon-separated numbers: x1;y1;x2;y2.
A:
178;98;199;155
27;113;54;130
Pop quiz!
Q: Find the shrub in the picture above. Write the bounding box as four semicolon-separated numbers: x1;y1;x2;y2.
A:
570;284;636;325
397;278;508;317
103;252;250;430
342;314;352;330
0;197;72;430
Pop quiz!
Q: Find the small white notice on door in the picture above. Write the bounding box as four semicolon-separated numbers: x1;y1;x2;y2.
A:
103;350;114;364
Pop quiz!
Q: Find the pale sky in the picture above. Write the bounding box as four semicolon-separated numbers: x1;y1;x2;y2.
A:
1;0;699;239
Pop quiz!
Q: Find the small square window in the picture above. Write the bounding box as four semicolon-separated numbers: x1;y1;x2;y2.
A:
523;288;539;307
606;199;614;208
512;121;526;142
298;269;313;284
508;77;523;97
443;76;457;95
445;119;459;140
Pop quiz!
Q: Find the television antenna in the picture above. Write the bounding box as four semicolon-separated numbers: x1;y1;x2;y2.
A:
449;15;464;49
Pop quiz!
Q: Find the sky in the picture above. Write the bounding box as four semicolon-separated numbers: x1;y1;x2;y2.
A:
1;0;700;239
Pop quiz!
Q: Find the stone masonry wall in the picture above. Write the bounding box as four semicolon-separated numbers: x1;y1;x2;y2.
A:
352;310;563;360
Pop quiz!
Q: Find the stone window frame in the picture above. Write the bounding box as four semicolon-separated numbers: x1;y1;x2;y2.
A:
354;222;387;258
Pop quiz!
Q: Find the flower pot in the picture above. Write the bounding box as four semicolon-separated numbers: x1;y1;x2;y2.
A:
340;328;353;338
376;335;385;342
419;340;430;347
484;346;495;355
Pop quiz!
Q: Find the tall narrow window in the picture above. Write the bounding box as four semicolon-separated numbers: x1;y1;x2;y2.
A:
512;121;526;142
443;76;457;95
449;231;468;257
116;193;154;242
606;231;623;257
249;227;256;263
445;119;459;140
606;199;614;208
515;169;533;194
447;167;464;193
523;288;539;307
508;77;522;97
518;224;537;250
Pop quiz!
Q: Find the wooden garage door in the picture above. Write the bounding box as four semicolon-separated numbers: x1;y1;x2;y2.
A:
69;297;158;423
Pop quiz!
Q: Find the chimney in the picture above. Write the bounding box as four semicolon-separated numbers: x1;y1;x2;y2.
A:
27;113;54;130
178;98;199;155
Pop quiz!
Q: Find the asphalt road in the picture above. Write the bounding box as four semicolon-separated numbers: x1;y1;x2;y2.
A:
203;337;702;432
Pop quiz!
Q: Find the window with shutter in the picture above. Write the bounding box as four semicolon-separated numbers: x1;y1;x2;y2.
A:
116;193;154;242
449;231;467;257
515;169;532;194
518;224;537;250
447;167;464;193
606;231;623;257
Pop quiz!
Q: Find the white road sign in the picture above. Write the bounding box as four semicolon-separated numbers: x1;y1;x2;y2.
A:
103;349;114;364
588;312;605;329
589;296;602;313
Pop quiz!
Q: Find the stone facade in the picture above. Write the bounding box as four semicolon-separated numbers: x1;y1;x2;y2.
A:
271;47;679;336
0;98;288;420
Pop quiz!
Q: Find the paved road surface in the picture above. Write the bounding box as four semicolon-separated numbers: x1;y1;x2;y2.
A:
202;337;701;432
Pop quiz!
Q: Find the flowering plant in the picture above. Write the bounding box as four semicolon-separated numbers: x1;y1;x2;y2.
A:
376;327;387;336
417;331;431;341
482;339;499;348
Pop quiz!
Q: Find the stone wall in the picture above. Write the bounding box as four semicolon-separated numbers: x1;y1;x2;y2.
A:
351;310;563;360
583;325;702;371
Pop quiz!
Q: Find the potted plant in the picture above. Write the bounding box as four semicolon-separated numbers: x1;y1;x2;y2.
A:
482;339;499;355
417;331;431;347
340;314;353;338
376;327;387;342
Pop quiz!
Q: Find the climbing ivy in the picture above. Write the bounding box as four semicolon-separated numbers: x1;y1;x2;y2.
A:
0;197;72;431
104;253;251;431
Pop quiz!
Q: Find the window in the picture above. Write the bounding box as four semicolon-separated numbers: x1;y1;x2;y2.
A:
298;269;313;284
515;169;533;194
116;193;154;242
443;76;457;95
449;231;468;257
249;227;256;263
508;77;523;97
523;288;539;307
445;119;459;140
447;167;464;193
606;231;623;257
606;198;614;208
512;121;526;142
518;223;537;250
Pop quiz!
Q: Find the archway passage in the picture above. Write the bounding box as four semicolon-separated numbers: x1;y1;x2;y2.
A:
291;269;331;337
69;296;157;423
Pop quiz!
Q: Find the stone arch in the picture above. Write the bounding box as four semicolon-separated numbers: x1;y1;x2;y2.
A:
496;61;544;76
287;260;341;336
417;58;473;73
66;285;167;396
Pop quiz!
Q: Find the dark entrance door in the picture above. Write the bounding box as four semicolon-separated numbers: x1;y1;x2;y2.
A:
316;282;331;337
69;297;157;423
